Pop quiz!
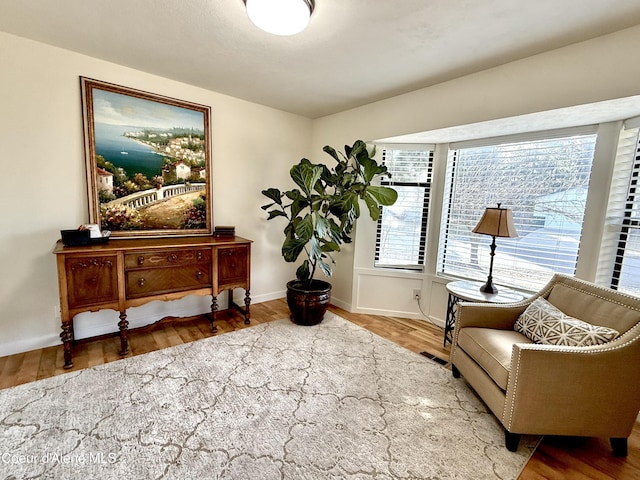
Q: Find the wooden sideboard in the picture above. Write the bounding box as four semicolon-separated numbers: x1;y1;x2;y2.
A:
53;235;251;369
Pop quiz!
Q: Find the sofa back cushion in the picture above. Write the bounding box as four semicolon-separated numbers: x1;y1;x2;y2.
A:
546;282;640;334
515;297;620;346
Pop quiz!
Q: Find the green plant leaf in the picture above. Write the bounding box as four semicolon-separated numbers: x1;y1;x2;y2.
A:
366;185;398;206
267;210;288;220
363;192;381;221
322;145;340;162
293;199;310;220
349;140;367;159
285;189;303;201
318;259;333;277
261;188;282;205
295;214;314;242
315;214;329;239
320;240;340;252
350;192;361;219
369;144;377;158
329;190;358;218
296;260;310;281
282;237;306;263
327;218;342;244
308;235;322;262
360;156;387;183
291;160;323;196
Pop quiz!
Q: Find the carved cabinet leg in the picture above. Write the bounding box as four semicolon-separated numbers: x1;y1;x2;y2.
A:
118;311;129;356
60;319;74;369
210;295;218;333
244;290;251;324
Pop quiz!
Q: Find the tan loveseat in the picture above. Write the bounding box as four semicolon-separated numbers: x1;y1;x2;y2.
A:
449;274;640;455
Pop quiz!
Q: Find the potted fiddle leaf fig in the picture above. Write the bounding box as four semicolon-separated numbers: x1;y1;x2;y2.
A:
261;140;398;325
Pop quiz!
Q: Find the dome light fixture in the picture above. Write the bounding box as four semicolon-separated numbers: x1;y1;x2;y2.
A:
243;0;315;36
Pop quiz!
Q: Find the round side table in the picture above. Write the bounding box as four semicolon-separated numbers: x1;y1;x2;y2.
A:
443;280;526;347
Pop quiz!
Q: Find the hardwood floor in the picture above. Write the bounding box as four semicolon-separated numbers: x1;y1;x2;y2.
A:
1;299;638;479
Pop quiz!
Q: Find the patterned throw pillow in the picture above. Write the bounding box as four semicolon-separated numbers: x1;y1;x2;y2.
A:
514;297;620;346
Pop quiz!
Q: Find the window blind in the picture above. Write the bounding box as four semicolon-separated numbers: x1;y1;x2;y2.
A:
596;126;639;289
437;131;597;291
375;149;433;268
598;125;640;296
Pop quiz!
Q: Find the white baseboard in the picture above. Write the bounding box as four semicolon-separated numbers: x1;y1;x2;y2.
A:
0;333;62;358
328;296;351;312
350;305;446;329
251;290;286;304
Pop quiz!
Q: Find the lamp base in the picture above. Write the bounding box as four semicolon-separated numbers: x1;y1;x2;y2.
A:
480;279;498;294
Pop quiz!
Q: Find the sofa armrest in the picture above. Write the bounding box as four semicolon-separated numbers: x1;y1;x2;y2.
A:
455;301;530;330
503;335;640;437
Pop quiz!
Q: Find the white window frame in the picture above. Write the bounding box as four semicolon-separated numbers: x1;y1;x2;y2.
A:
436;126;599;291
374;145;434;270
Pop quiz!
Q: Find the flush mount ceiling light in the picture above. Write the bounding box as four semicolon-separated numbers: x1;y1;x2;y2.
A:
243;0;315;36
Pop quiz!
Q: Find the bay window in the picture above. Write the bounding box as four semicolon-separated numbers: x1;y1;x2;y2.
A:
437;128;597;291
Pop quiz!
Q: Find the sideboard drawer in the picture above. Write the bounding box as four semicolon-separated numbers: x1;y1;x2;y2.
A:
124;249;211;270
125;264;212;298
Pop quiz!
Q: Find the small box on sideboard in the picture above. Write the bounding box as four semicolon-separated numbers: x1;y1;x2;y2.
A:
214;226;236;238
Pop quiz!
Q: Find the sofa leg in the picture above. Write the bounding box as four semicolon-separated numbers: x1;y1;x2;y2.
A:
610;437;628;457
505;431;521;452
452;364;461;378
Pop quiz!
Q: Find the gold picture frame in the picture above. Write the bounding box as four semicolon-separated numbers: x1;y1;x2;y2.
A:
80;77;212;237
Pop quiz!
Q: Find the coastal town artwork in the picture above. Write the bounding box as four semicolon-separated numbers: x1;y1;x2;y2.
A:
81;78;212;237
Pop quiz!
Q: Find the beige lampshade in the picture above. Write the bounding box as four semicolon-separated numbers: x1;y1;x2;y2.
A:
472;205;518;238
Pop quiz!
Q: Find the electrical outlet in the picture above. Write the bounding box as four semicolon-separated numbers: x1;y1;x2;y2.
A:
413;289;421;301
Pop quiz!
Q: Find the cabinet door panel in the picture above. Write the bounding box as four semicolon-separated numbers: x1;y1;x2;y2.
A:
218;246;248;287
65;255;118;309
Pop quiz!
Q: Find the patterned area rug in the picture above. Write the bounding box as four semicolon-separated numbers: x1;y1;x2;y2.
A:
0;312;538;479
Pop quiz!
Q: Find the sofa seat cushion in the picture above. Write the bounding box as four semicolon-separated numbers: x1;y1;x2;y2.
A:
457;327;533;391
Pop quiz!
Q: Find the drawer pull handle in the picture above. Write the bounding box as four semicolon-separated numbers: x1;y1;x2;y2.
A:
196;271;203;280
138;256;145;265
138;278;146;287
197;251;203;261
167;254;178;263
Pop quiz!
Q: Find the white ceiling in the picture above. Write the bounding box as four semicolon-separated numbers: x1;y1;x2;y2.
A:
2;0;640;120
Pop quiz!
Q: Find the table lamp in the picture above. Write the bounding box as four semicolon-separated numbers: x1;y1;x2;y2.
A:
472;203;518;294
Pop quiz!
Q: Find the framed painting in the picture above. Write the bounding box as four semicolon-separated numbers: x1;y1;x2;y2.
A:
80;77;212;237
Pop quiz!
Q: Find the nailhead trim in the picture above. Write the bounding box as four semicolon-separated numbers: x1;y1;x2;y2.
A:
556;277;640;313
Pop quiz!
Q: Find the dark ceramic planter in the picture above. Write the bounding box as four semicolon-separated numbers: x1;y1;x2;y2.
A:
286;279;332;326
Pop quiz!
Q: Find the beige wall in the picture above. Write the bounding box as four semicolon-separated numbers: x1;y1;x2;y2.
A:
311;25;640;324
0;32;310;356
3;24;640;357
